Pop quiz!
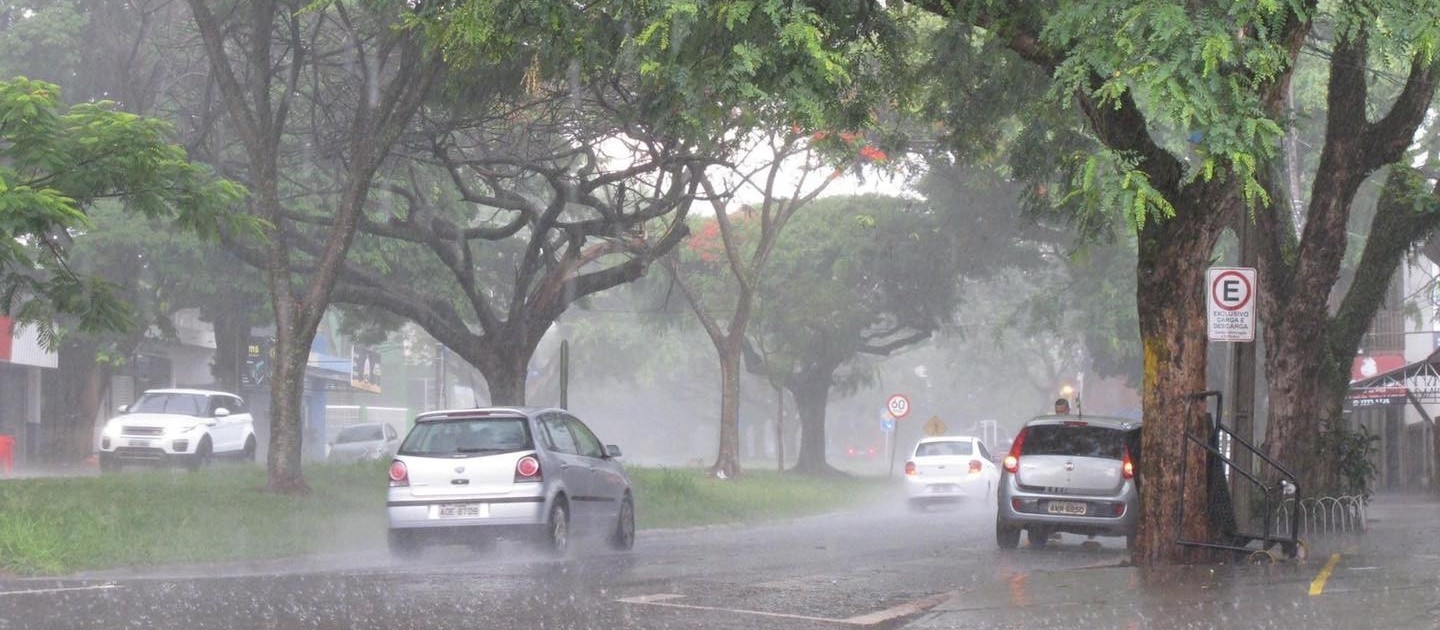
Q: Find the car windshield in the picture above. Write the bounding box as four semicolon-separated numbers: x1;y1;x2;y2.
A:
1021;424;1125;460
915;441;973;457
335;425;384;443
399;417;532;457
129;393;207;416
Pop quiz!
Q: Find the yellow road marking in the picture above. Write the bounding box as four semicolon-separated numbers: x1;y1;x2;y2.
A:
1309;553;1341;596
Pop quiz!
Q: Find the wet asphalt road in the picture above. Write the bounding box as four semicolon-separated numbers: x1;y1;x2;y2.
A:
0;492;1132;630
9;492;1437;629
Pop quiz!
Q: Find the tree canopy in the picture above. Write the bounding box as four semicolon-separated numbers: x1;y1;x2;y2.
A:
0;77;245;343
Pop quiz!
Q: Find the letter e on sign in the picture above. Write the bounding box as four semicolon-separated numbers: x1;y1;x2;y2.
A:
1206;267;1256;342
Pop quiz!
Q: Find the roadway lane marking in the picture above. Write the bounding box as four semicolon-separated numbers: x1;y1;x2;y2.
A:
841;590;961;625
1309;553;1342;596
0;584;122;597
617;591;960;626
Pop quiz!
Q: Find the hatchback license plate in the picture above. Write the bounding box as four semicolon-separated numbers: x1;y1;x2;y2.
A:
1047;501;1087;516
435;503;487;519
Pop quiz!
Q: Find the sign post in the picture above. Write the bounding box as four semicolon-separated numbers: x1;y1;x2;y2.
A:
1206;267;1257;342
886;394;910;476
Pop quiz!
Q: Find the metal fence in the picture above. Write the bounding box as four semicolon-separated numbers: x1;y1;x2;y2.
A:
1273;496;1368;538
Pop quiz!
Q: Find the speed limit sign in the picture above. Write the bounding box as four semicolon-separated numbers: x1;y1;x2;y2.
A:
886;394;911;420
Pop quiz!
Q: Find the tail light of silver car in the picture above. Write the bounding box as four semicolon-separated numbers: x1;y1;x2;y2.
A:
968;459;982;474
904;460;917;476
1003;427;1029;474
1122;446;1135;480
514;455;542;483
388;460;409;487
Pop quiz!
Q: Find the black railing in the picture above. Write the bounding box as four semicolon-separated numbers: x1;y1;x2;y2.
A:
1176;390;1303;559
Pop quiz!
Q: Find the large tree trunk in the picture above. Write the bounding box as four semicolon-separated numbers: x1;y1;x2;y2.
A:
485;364;527;406
1260;328;1345;495
1261;168;1440;496
1131;200;1228;565
788;367;842;476
209;308;250;393
264;308;313;495
710;341;743;478
45;344;112;463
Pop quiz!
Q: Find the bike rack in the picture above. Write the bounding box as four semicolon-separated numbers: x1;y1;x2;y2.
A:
1176;390;1303;559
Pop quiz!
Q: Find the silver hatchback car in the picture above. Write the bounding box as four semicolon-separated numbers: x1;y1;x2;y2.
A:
386;407;634;558
995;415;1141;550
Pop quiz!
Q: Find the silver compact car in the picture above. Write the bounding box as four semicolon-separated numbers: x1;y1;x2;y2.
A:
385;407;634;558
327;422;401;463
995;415;1141;550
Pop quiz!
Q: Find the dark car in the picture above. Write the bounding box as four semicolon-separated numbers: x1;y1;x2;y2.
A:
995;415;1142;550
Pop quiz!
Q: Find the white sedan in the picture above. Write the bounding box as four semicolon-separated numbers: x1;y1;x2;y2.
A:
903;435;1000;511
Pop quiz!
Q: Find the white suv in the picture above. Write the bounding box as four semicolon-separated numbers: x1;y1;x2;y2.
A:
98;389;258;472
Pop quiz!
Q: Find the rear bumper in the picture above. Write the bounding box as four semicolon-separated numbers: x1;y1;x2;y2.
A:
386;494;548;529
996;475;1139;536
904;473;990;500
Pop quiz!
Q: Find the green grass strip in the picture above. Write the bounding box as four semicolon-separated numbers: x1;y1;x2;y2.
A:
0;464;888;577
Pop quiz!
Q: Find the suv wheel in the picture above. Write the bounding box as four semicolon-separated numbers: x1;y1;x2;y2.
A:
187;438;213;472
99;454;119;474
996;520;1020;549
242;436;257;463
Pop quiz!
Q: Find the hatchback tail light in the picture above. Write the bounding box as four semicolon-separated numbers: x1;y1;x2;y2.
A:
969;459;982;474
514;455;542;482
388;460;409;487
1122;446;1135;480
1004;427;1029;474
904;460;917;476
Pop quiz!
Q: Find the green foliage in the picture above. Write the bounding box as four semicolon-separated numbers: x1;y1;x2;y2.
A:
418;1;904;144
0;77;250;342
1312;421;1380;499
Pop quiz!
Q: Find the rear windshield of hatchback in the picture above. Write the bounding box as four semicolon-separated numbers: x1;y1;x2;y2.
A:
1021;424;1125;459
915;441;973;457
399;417;533;457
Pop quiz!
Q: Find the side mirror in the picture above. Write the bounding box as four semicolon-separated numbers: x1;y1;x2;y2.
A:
214;408;231;418
118;404;129;414
605;444;623;459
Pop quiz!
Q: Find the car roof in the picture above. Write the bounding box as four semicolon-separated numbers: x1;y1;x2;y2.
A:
143;388;237;397
1023;415;1140;431
414;406;557;422
916;435;979;444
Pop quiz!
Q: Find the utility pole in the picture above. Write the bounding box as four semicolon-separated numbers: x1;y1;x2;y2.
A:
1230;206;1259;528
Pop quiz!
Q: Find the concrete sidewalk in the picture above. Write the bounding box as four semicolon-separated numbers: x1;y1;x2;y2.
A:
905;492;1440;629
